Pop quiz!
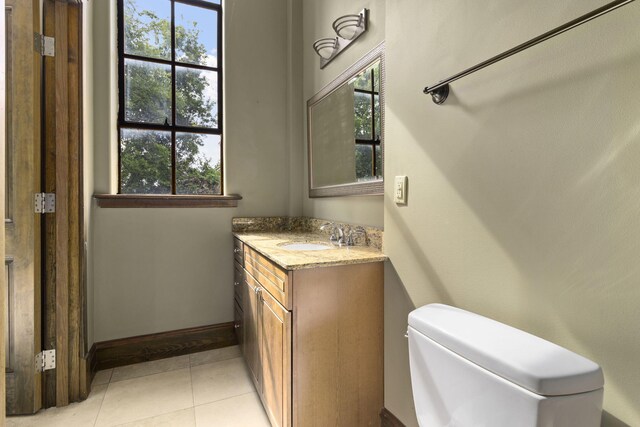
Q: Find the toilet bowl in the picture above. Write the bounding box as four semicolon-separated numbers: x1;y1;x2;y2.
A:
408;304;604;427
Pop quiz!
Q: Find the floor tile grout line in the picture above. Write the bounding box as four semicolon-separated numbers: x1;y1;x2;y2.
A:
106;359;191;385
189;348;242;368
109;407;195;427
107;405;195;427
92;368;191;427
189;360;196;409
189;354;244;370
194;390;258;409
93;382;110;427
193;390;257;409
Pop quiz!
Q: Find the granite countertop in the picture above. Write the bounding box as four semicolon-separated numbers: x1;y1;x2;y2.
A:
234;231;387;270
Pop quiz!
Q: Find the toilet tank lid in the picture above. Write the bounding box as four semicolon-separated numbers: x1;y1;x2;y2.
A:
408;304;604;396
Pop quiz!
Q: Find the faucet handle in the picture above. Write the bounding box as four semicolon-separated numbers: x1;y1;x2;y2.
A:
320;222;339;243
346;226;367;246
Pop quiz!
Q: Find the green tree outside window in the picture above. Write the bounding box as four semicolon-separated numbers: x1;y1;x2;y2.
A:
119;0;221;194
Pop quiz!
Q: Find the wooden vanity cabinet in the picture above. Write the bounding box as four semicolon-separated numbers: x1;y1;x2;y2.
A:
234;238;383;427
233;240;244;346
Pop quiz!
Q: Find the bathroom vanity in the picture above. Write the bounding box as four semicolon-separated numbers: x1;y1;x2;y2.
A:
232;218;385;427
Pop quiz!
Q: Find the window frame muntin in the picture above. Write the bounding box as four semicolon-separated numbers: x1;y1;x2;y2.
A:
117;0;224;195
353;67;381;179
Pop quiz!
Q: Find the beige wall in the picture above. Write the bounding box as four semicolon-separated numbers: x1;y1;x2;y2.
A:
301;0;385;227
90;0;302;342
384;0;640;425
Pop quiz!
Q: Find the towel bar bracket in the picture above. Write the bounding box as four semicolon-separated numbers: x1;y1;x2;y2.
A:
424;84;450;105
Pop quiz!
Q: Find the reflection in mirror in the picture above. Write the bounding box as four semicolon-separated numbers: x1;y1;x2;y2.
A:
308;44;384;197
352;62;381;181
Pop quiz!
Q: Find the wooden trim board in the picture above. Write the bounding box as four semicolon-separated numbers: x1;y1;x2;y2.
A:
1;0;6;422
94;194;242;208
80;343;96;399
42;0;85;408
380;408;407;427
94;323;238;371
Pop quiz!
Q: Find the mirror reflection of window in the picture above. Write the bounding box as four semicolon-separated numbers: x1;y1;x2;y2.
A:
351;61;381;182
307;44;384;197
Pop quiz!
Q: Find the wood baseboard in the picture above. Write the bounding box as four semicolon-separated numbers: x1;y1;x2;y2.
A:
80;344;96;399
380;408;406;427
94;322;238;371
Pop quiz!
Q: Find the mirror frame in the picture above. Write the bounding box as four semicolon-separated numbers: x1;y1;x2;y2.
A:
307;42;385;198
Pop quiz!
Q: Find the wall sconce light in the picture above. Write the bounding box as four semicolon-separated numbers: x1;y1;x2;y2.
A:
313;9;368;69
312;37;338;60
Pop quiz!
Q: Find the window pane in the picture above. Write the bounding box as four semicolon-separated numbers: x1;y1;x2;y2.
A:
125;59;172;124
176;133;221;195
354;92;372;140
355;144;373;180
375;145;382;178
352;68;372;91
124;0;171;60
175;3;219;67
120;129;172;194
176;66;218;128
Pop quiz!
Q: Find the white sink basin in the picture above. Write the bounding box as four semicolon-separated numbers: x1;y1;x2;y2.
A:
280;242;332;251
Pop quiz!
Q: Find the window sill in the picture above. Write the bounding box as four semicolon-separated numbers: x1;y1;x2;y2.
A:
94;194;242;208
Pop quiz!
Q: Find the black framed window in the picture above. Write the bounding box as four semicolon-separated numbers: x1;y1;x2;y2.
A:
117;0;223;195
353;63;381;180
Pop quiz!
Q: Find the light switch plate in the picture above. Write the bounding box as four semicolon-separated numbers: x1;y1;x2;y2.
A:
394;176;407;204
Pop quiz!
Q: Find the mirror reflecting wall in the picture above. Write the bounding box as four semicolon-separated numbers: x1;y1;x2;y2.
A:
308;44;384;197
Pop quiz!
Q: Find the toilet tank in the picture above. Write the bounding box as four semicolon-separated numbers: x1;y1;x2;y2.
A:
408;304;604;427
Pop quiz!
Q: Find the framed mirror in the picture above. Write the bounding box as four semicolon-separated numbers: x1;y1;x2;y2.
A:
307;43;384;197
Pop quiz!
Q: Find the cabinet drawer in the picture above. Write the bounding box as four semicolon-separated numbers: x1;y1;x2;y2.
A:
234;261;243;306
233;238;244;265
244;246;290;309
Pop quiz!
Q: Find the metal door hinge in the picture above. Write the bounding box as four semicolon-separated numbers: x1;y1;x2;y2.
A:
35;193;55;213
36;350;56;372
34;33;55;57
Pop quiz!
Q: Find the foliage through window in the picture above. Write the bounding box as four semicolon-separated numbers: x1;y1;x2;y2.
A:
118;0;222;194
352;62;381;181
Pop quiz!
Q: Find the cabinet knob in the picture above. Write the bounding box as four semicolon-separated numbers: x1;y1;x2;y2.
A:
234;323;240;329
233;248;241;254
234;281;239;287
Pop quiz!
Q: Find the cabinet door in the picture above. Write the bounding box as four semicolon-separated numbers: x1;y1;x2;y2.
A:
260;287;291;427
233;300;243;348
233;261;243;306
243;272;261;390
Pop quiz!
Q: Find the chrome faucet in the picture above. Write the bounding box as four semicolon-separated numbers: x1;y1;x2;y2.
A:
320;222;344;245
319;222;366;246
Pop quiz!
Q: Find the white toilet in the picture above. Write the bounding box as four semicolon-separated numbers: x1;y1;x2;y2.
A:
408;304;604;427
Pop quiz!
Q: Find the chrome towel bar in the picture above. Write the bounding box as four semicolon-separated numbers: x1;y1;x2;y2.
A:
423;0;636;104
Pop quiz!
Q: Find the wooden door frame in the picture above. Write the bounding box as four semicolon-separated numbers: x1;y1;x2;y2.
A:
4;0;43;415
42;0;87;408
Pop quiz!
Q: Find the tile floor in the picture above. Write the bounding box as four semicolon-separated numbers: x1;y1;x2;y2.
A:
7;345;271;427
